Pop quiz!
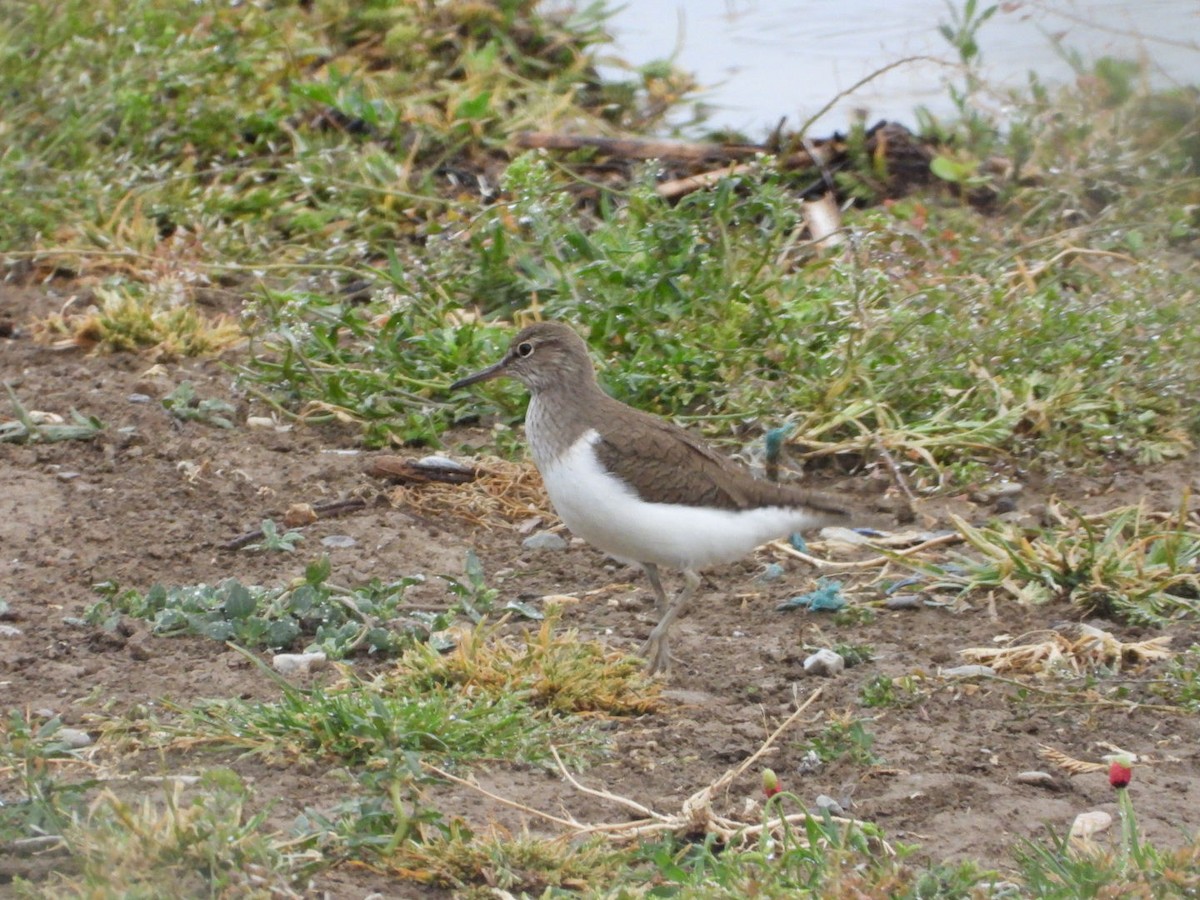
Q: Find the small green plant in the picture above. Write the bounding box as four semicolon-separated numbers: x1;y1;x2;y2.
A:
297;758;447;861
859;674;928;709
832;642;875;667
244;518;303;553
2;384;103;444
804;715;878;765
1152;646;1200;711
440;550;501;623
161;381;237;428
0;711;96;843
86;559;430;658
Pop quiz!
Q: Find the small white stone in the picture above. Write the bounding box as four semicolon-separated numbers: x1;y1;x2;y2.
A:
1070;809;1113;840
1016;770;1057;788
522;531;568;551
246;416;276;429
272;652;328;676
803;648;845;677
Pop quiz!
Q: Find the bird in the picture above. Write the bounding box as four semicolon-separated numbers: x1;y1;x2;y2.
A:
451;321;850;674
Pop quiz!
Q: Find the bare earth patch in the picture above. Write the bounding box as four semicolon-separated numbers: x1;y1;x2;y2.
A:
3;283;1198;893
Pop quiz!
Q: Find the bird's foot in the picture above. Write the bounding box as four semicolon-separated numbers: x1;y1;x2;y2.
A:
639;633;672;676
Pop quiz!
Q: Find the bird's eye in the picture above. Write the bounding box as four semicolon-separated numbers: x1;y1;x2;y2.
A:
516;341;534;358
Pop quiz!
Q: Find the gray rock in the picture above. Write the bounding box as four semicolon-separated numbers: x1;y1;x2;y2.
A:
803;648;845;677
522;531;568;551
320;534;357;549
58;728;92;749
815;794;845;816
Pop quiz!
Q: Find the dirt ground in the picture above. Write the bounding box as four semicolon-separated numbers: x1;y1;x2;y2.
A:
3;282;1199;896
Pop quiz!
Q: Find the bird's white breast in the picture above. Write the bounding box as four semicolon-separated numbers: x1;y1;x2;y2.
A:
535;428;822;571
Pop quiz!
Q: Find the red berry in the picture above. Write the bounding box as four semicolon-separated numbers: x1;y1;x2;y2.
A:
1108;759;1132;789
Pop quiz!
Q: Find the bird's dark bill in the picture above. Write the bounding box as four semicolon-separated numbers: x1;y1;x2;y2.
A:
450;358;508;390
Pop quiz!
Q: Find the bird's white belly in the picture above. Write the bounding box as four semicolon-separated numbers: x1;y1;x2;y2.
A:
538;430;821;571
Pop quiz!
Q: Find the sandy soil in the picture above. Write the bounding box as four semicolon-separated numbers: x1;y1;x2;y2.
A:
2;283;1198;895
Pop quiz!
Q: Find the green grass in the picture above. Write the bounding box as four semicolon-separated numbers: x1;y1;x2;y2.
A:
0;0;688;275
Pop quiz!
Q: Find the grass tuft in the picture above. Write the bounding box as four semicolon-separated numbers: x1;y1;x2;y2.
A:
389;613;663;716
31;284;242;357
29;776;306;899
910;501;1200;623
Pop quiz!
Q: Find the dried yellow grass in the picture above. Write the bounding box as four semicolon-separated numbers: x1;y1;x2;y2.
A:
959;624;1172;676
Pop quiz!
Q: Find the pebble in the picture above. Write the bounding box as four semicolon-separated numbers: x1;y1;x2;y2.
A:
803;648;845;677
814;794;845;816
1015;770;1058;788
1070;810;1113;840
245;416;276;429
283;503;318;527
58;728;93;749
970;481;1024;504
272;651;328;676
884;594;921;610
522;531;568;551
320;534;357;549
941;664;996;678
0;624;22;637
127;393;152;403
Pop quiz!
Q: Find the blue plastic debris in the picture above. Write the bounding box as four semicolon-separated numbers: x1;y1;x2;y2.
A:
788;532;808;553
756;562;786;584
776;578;847;612
763;424;795;467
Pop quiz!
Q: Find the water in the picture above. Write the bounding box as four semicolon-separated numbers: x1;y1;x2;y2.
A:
601;0;1200;135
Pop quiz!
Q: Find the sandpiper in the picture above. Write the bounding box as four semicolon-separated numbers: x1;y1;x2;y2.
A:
451;321;849;674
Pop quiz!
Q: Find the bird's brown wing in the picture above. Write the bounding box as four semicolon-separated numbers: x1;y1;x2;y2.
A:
593;405;848;517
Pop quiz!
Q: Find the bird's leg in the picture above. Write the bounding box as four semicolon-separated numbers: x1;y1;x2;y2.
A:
641;562;670;615
639;568;701;675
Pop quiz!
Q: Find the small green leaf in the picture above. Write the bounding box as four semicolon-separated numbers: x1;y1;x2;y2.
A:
223;581;257;619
